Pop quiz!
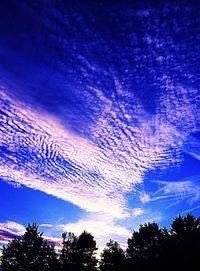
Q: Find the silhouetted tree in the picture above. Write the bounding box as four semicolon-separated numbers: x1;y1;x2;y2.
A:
60;231;97;271
154;214;200;270
99;240;125;271
76;231;97;271
171;213;200;234
170;213;200;268
127;222;163;270
1;223;58;271
1;214;200;271
60;232;78;270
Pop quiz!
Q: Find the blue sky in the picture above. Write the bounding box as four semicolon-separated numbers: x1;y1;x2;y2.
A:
0;0;200;250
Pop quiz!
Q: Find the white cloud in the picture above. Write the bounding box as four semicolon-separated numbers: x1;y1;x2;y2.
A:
131;208;144;216
0;220;61;247
40;224;54;228
0;221;26;245
139;192;151;203
0;221;26;235
0;76;199;234
150;177;200;204
181;205;200;214
57;213;131;251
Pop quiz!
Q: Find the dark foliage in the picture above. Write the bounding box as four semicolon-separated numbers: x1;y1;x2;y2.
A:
1;223;58;271
126;213;200;270
126;221;163;270
60;230;97;271
1;214;200;271
99;240;125;271
169;214;200;269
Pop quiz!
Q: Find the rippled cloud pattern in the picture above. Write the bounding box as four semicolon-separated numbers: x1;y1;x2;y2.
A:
0;0;200;246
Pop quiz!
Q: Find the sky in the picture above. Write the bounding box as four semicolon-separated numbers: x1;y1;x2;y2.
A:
0;0;200;251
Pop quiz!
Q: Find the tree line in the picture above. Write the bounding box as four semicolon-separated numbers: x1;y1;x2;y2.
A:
1;213;200;270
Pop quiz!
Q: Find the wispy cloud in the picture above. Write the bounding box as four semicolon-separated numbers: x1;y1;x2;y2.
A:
149;176;200;205
40;224;54;228
0;221;25;235
181;205;200;214
0;221;25;245
139;192;151;203
131;208;144;216
0;220;60;247
183;136;200;161
0;1;200;246
57;213;131;252
0;77;199;220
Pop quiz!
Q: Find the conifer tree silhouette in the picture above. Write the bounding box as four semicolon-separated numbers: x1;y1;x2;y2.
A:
60;231;97;271
1;223;58;271
99;239;125;271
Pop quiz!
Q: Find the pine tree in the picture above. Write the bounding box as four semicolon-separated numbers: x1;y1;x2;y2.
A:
60;231;97;271
99;240;125;271
1;223;58;271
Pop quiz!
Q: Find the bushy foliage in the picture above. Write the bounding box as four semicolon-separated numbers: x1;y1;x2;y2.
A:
60;230;97;271
99;240;125;271
1;214;200;271
1;223;58;271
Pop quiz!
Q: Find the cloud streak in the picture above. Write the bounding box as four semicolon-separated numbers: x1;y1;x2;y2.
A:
0;71;199;219
149;176;200;205
0;221;60;247
0;0;199;246
0;221;25;244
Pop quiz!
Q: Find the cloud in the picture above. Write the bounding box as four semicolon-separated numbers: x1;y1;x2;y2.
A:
181;205;200;214
149;176;200;204
131;208;144;216
0;89;128;218
0;229;20;244
0;221;25;245
183;136;200;161
0;217;130;254
40;224;54;228
139;192;151;203
0;221;25;235
57;213;131;252
157;77;199;133
0;75;199;221
0;1;199;247
42;235;61;247
59;214;130;239
0;220;60;247
0;3;199;237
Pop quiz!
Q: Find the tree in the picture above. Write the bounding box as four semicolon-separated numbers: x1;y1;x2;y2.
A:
1;223;58;271
76;231;97;271
170;214;200;268
127;222;162;259
99;240;125;271
60;231;97;271
171;213;200;234
127;222;163;270
60;232;78;271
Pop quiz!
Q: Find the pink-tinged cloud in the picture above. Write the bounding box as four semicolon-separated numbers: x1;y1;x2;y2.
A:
0;221;25;245
0;77;199;221
0;221;60;247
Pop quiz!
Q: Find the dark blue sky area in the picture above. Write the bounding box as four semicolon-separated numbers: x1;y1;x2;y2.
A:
0;180;83;225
